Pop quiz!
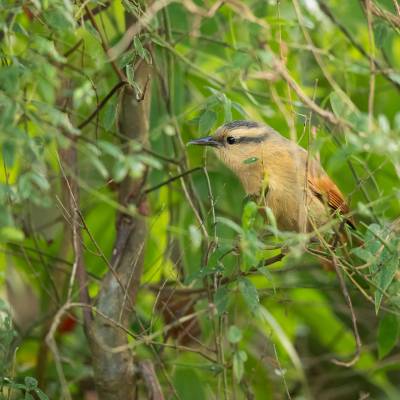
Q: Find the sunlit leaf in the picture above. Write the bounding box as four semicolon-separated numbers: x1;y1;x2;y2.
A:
228;325;242;343
189;224;202;250
241;200;258;231
0;227;25;242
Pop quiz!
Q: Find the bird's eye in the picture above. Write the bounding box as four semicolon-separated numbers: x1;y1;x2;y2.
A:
226;136;236;145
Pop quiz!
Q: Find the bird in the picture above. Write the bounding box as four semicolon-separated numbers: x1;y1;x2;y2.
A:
188;120;354;235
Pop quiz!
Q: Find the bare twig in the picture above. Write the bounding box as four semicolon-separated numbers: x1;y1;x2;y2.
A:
78;80;127;130
58;149;92;327
63;39;83;58
361;0;400;29
138;360;165;400
271;57;341;126
365;0;376;130
84;5;126;81
330;255;362;367
317;0;400;92
143;167;202;195
315;230;362;367
393;0;400;16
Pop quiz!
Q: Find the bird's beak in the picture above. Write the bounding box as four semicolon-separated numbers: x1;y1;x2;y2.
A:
187;136;221;147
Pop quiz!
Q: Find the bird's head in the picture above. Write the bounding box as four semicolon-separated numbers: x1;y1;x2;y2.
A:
188;120;281;174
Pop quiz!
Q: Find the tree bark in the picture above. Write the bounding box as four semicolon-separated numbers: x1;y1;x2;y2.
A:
88;12;152;399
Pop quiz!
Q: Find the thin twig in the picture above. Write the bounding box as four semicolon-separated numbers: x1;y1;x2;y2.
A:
361;0;400;29
78;80;127;129
84;5;126;81
144;167;202;195
330;254;362;367
316;0;400;92
138;360;165;400
366;0;376;130
58;150;92;327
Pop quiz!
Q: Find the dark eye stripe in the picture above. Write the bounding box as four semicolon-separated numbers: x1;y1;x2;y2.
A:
234;133;269;144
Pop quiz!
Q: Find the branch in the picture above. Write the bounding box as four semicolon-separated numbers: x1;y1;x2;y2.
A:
138;360;165;400
84;5;126;81
271;57;342;126
78;80;127;130
317;0;400;92
143;167;202;195
80;2;111;24
361;0;400;29
87;10;153;400
58;145;92;327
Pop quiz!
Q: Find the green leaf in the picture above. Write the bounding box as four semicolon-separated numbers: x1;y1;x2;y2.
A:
97;141;123;160
89;156;109;179
223;95;232;122
374;22;390;48
198;109;216;134
24;377;38;389
137;154;162;169
126;65;135;87
243;157;258;164
0;227;25;242
102;100;117;132
365;224;399;313
34;389;50;400
374;253;398;313
186;265;224;284
264;206;277;232
33;36;66;63
2;141;15;168
118;50;136;68
238;277;259;313
133;36;146;60
214;286;230;315
352;247;371;262
378;313;399;359
43;6;75;32
216;217;243;234
233;350;247;381
231;52;253;69
257;49;274;66
232;102;247;117
189;224;202;250
0;66;23;95
330;92;348;118
241;201;258;231
173;369;205;400
30;173;50;191
389;72;400;85
126;157;145;178
113;160;129;182
228;325;242;343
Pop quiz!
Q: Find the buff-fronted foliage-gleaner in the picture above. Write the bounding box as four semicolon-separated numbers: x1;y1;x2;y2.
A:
189;120;355;238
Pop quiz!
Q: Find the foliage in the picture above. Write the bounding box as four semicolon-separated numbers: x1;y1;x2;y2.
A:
0;0;400;399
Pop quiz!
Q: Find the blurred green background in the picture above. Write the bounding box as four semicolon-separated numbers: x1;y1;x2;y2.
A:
1;0;400;399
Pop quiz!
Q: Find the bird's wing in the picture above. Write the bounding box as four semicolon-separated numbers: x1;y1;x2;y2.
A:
307;174;355;229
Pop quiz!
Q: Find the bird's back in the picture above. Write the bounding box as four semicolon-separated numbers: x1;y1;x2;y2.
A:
256;137;350;232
